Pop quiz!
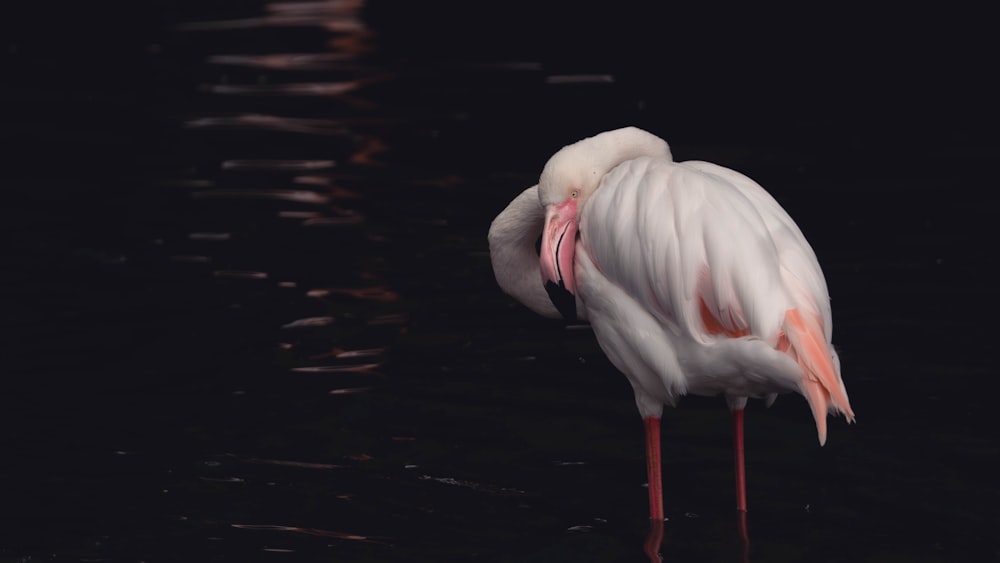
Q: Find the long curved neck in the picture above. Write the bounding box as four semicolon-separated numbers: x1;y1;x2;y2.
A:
488;186;566;319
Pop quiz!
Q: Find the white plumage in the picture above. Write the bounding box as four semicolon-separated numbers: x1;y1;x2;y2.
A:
488;127;854;519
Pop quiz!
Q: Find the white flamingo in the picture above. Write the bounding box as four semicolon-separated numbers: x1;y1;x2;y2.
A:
488;127;854;522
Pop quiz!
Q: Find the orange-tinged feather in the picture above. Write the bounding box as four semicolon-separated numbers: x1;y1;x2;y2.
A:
699;297;749;338
781;308;855;444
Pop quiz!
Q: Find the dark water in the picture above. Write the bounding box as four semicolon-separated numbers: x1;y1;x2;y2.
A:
3;2;997;561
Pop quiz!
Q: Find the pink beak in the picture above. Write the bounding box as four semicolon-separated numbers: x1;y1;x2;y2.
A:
540;199;579;316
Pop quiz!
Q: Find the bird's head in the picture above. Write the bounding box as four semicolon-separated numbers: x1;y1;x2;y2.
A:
537;127;671;319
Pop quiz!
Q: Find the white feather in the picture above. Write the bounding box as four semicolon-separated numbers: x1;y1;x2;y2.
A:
491;126;851;426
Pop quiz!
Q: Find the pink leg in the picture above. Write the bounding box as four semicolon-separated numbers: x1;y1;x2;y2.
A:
732;408;747;512
643;416;664;521
643;417;665;561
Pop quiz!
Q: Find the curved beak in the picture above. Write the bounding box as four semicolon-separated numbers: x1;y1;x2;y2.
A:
539;199;578;320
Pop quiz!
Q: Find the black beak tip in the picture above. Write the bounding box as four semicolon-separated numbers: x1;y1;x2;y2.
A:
544;280;577;321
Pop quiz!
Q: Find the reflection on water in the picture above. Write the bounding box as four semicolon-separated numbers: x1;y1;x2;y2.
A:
4;0;997;561
176;0;369;33
191;188;333;203
202;80;368;97
231;523;388;544
185;114;360;135
221;159;337;170
207;52;365;70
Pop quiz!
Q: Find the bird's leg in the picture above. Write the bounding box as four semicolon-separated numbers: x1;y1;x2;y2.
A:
732;408;747;512
643;416;664;521
643;416;665;560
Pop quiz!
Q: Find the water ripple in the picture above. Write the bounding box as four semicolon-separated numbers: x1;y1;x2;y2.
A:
209;53;362;70
222;159;336;171
291;363;381;373
202;81;362;97
213;270;268;279
177;0;366;33
328;387;372;395
418;475;525;496
231;455;343;470
192;189;330;204
307;286;399;302
302;215;364;227
231;524;386;543
184;114;354;135
281;316;334;328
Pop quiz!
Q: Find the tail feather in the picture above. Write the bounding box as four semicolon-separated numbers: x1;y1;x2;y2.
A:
780;308;855;445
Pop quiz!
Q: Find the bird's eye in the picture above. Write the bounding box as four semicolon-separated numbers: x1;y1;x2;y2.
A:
571;190;579;198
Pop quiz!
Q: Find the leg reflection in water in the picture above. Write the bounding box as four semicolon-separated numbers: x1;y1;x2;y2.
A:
737;510;750;562
643;518;664;562
642;512;751;562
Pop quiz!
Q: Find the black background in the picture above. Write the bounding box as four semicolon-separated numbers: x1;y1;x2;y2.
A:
3;1;997;561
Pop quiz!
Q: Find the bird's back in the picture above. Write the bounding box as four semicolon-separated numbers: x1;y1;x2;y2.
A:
581;156;797;342
681;160;834;336
576;156;853;438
